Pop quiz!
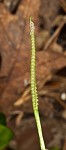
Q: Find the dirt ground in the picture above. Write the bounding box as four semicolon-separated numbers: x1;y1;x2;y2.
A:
0;0;66;150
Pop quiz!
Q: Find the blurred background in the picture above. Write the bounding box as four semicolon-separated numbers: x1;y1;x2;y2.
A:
0;0;66;150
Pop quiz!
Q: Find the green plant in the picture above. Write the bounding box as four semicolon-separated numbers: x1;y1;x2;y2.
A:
0;112;13;150
30;17;46;150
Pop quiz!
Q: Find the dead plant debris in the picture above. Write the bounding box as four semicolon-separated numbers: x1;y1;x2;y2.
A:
0;1;66;150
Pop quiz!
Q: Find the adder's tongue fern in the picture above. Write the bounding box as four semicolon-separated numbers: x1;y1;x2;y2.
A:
30;17;46;150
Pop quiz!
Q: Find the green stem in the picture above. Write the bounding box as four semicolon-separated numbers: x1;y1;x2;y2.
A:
30;17;46;150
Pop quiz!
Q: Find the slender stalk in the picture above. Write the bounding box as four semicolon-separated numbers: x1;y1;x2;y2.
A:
30;17;46;150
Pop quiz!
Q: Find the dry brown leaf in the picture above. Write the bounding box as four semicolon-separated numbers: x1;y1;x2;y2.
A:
60;0;66;12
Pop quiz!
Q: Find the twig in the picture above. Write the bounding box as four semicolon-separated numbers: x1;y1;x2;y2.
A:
44;21;65;50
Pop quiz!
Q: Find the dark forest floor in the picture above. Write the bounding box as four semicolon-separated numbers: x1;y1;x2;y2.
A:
0;0;66;150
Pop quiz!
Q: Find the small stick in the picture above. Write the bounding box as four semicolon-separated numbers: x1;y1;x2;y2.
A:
44;21;65;50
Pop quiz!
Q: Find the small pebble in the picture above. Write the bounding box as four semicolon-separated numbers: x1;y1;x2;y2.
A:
61;92;66;101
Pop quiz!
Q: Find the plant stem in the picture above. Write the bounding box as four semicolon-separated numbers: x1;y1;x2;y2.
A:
30;17;46;150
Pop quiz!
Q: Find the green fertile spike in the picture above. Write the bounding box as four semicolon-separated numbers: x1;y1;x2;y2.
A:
30;17;46;150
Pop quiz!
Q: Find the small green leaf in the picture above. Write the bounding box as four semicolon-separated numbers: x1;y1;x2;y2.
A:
0;124;13;149
0;112;6;126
